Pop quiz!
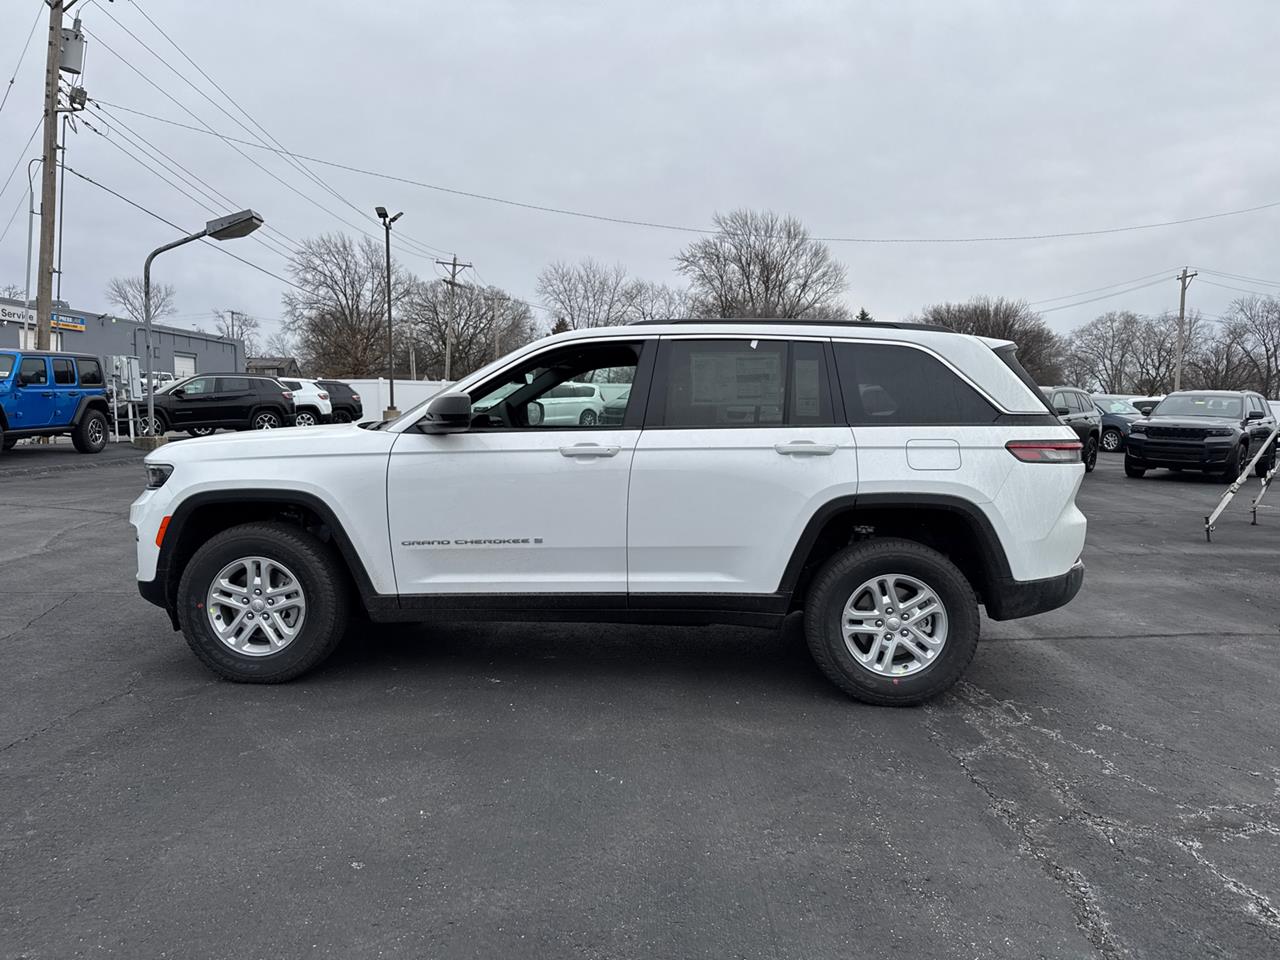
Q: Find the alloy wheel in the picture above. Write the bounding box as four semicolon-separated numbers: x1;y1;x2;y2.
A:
841;573;949;677
1101;430;1121;452
254;412;280;429
87;418;105;446
294;411;317;427
580;410;598;426
205;555;307;657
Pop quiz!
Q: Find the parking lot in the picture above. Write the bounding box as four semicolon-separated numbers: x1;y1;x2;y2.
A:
2;447;1278;959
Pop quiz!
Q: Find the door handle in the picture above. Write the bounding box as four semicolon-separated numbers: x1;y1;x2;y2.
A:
41;391;54;398
774;440;837;456
559;443;620;458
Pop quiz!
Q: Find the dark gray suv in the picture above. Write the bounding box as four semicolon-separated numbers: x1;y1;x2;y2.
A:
1040;385;1101;472
1125;390;1277;479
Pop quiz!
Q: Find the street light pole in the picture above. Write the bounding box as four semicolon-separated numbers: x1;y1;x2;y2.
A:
135;210;264;450
376;206;403;419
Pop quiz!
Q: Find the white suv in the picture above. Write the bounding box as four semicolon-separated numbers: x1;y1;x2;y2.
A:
277;378;332;427
131;320;1086;705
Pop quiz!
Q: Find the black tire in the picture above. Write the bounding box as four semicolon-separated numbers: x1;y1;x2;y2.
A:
140;412;168;437
1;432;13;452
294;407;319;427
803;538;979;706
187;426;216;438
333;409;353;424
1083;436;1098;473
1100;428;1123;453
579;409;598;426
1124;455;1147;478
1255;442;1276;478
71;408;108;454
176;522;349;683
1223;443;1245;481
252;409;282;430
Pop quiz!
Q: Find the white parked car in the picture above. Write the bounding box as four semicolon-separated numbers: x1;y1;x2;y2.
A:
277;378;332;426
132;319;1086;705
537;380;606;426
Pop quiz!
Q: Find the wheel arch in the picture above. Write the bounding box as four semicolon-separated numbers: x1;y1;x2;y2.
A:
779;494;1013;612
71;395;110;425
157;490;379;619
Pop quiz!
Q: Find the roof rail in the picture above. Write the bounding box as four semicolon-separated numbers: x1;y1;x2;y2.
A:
627;317;956;333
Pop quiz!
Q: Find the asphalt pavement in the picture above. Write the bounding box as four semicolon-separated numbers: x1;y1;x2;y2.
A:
1;451;1278;959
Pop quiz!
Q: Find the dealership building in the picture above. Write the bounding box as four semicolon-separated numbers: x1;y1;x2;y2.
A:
0;296;246;378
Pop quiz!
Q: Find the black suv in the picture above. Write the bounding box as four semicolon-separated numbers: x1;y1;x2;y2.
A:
1125;390;1277;479
317;379;363;423
1040;385;1101;472
141;374;297;437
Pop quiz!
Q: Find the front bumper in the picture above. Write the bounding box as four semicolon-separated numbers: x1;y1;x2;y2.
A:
1126;436;1233;468
985;560;1084;621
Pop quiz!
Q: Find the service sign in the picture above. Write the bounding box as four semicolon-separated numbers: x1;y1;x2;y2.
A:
0;304;36;327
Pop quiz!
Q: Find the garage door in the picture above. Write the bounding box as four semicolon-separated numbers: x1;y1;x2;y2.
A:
173;353;197;378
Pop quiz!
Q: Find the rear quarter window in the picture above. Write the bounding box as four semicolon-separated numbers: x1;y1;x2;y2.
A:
77;358;103;386
833;342;997;425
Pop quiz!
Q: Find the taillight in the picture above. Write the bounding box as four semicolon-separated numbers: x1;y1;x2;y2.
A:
318;392;329;400
282;390;294;401
351;394;360;402
1006;440;1082;463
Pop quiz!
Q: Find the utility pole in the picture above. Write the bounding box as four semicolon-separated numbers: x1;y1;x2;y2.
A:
1173;266;1197;393
489;292;507;362
435;254;472;381
35;2;86;347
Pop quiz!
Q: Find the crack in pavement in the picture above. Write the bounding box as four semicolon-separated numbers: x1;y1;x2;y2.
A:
0;593;79;643
1;674;141;754
982;630;1277;644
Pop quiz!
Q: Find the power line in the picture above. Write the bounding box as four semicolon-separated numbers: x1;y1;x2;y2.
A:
1027;267;1180;306
117;0;451;261
61;163;306;292
0;2;43;116
93;98;1280;246
0;116;42;207
1197;268;1280;289
1037;276;1170;314
0;189;26;246
1197;277;1278;298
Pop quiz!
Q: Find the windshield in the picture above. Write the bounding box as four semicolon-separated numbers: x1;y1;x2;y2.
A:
1153;394;1243;418
156;376;194;395
0;353;14;379
1096;398;1140;415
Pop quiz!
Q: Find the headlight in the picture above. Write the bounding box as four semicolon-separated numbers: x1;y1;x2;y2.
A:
145;463;174;489
1208;428;1233;437
1130;423;1146;434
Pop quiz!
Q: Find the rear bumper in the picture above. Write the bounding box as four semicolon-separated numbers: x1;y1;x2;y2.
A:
985;560;1084;621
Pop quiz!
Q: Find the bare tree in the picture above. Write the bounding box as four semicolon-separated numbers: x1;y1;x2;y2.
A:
626;280;689;322
402;281;540;381
913;296;1063;383
261;330;297;360
106;276;176;323
1129;311;1207;395
1;283;24;301
536;259;636;329
1065;311;1140;392
282;233;414;377
1222;295;1280;397
213;309;261;355
675;209;848;319
1188;327;1251;391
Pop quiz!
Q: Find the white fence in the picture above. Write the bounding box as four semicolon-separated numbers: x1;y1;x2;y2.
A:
343;379;453;422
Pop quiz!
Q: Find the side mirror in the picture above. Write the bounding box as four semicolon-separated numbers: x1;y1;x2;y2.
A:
1246;409;1264;421
171;388;185;398
418;392;472;434
1056;406;1070;416
527;400;544;426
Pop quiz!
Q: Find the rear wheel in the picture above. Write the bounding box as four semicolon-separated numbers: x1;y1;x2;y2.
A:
1083;436;1098;473
294;408;318;427
252;410;282;430
1124;455;1147;478
187;426;216;438
579;409;598;426
332;409;352;423
71;409;108;454
176;522;348;682
1100;427;1123;452
803;538;979;706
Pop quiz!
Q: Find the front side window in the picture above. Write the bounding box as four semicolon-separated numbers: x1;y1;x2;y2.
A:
181;377;216;396
469;341;641;430
1153;395;1242;419
77;358;103;386
834;342;996;425
18;357;48;386
52;358;76;385
0;353;16;380
1097;398;1140;415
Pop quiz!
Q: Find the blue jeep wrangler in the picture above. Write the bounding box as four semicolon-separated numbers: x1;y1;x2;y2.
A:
0;350;111;455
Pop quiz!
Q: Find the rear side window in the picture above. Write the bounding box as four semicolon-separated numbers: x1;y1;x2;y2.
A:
77;358;103;385
52;358;76;385
218;377;250;392
280;379;302;390
18;357;47;385
833;342;997;425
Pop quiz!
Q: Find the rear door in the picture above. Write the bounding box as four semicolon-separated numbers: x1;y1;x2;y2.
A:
626;337;855;595
15;357;54;427
215;377;254;425
50;357;80;424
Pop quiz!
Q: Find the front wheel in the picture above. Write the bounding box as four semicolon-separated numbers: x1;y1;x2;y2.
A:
1083;436;1098;473
803;538;979;706
1124;455;1147;478
176;522;349;682
1223;443;1245;481
1255;442;1276;478
253;410;282;430
579;409;598;426
1;434;15;452
138;413;167;437
1100;428;1123;453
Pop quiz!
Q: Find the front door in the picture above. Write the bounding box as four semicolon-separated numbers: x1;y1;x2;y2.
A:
14;357;55;428
626;337;857;595
170;376;218;426
387;339;651;595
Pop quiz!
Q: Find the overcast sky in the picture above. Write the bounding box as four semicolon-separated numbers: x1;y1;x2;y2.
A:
1;0;1277;341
